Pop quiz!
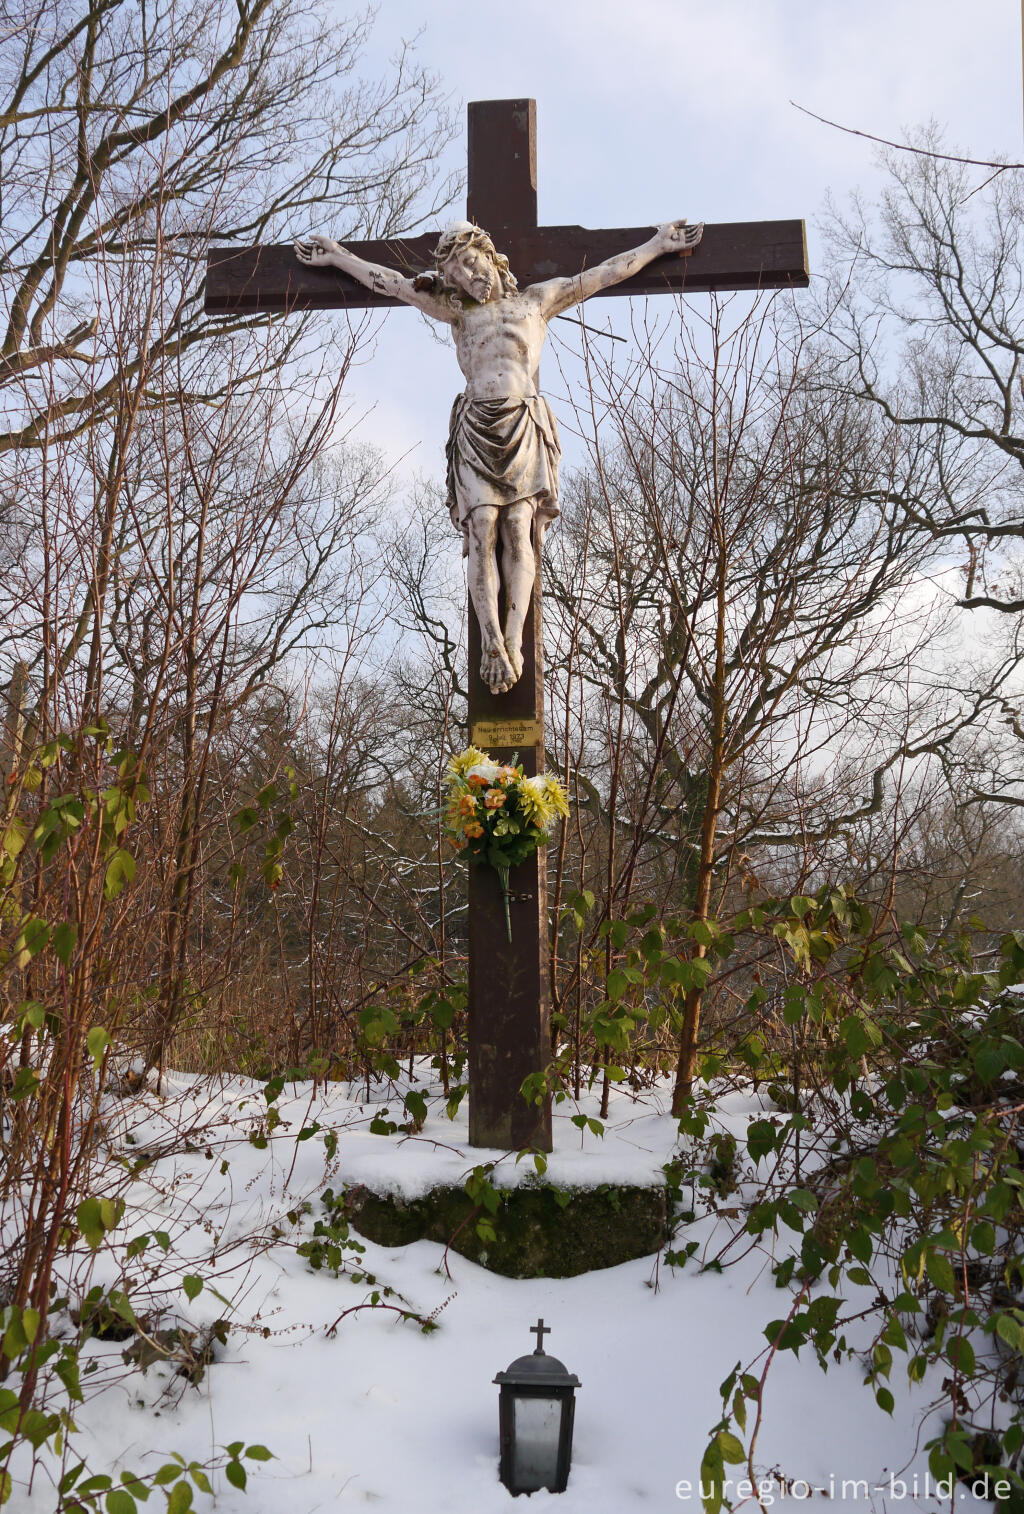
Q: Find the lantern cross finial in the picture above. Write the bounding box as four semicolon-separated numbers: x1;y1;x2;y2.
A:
530;1318;551;1354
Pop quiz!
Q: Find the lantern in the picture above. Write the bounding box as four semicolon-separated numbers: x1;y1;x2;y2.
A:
494;1318;581;1495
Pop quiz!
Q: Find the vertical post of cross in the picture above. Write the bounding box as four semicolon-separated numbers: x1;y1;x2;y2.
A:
465;100;553;1153
467;99;538;231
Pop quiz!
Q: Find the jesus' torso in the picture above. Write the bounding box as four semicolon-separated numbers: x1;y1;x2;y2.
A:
451;289;550;401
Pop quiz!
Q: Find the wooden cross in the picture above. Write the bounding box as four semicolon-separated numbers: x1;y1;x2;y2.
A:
205;100;807;1155
530;1318;552;1353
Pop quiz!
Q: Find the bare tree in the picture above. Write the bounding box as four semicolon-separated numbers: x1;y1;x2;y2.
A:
822;139;1024;608
538;292;1022;1108
0;0;457;1058
0;0;455;1390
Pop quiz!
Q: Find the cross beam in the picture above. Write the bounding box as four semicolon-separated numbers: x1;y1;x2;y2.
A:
205;101;808;315
205;219;808;312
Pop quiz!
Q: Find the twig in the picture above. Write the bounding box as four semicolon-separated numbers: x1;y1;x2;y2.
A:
554;314;626;342
790;102;1023;172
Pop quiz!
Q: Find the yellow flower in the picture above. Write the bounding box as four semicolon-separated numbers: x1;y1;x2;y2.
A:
447;745;489;779
517;773;569;830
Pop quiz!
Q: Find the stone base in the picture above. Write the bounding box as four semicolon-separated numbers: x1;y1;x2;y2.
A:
345;1181;667;1278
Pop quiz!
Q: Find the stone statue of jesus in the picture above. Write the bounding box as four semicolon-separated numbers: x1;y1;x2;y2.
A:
295;217;703;693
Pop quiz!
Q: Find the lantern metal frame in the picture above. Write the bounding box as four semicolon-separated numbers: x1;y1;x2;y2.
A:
494;1320;581;1496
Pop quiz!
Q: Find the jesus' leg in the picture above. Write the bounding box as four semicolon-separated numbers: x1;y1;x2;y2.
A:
467;506;517;694
498;500;537;683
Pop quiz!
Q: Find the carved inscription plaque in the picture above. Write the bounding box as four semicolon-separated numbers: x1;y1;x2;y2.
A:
470;718;544;750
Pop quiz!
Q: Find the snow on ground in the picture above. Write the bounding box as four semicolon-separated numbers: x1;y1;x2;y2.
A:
11;1072;999;1512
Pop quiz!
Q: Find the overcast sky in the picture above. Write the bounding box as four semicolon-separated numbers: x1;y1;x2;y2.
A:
325;0;1022;487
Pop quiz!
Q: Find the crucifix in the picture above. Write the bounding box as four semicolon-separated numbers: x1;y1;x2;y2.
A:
205;99;807;1154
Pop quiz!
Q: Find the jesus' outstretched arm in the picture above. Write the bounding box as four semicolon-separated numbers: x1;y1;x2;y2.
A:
528;220;703;319
294;235;455;323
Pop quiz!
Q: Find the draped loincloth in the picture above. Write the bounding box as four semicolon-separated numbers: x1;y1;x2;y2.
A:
445;393;561;556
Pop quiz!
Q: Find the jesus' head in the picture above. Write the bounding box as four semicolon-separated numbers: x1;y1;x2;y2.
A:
432;221;518;304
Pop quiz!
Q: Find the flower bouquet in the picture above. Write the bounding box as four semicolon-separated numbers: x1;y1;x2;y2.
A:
443;747;570;942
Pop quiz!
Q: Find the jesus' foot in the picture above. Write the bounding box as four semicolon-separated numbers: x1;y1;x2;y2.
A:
481;636;518;694
504;630;524;684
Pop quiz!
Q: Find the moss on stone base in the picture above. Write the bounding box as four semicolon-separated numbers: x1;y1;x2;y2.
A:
345;1181;667;1278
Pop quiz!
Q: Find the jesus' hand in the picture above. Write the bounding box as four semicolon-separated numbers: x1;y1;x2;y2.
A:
654;220;705;255
294;234;345;267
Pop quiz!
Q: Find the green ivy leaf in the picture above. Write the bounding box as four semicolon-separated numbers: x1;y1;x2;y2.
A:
8;1067;39;1102
971;1221;995;1256
847;1226;872;1264
973;1043;1005;1084
103;848;136;900
746;1119;777;1163
403;1091;427;1126
925;1251;957;1294
119;1471;149;1502
99;1198;123;1232
105;1489;137;1514
52;922;78;966
76;1198;104;1250
87;1027;111;1072
14;917;51;967
19;1408;58;1448
166;1481;193;1514
107;1292;136;1327
947;1337;975;1375
716;1430;745;1464
605;969;628;1002
995;1314;1023;1350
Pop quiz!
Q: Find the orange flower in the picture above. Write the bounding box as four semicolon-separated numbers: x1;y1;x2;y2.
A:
467;773;488;788
484;788;506;809
465;821;484;838
458;794;477;816
448;835;467;850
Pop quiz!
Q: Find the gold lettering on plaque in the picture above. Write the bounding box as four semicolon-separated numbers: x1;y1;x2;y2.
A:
470;718;543;750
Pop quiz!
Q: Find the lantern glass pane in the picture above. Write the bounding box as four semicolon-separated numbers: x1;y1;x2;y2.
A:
512;1395;562;1491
